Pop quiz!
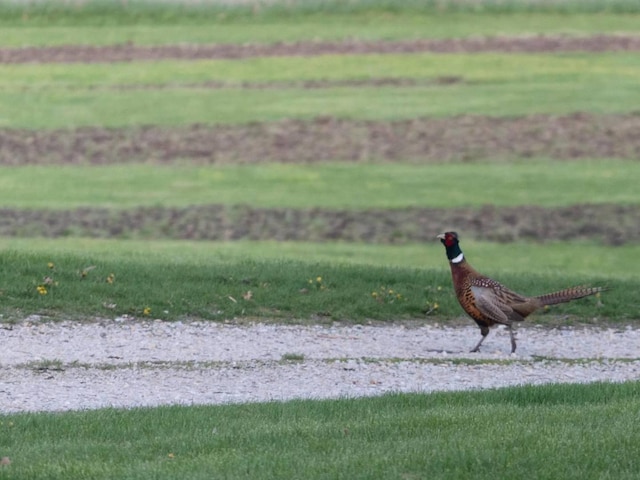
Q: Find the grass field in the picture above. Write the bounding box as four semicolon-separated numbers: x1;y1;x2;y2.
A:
2;382;640;479
0;240;629;323
4;77;640;129
3;13;640;46
1;160;637;209
0;2;635;332
2;236;637;278
0;0;636;335
2;84;633;128
3;52;640;128
4;13;640;48
1;1;639;477
5;53;639;88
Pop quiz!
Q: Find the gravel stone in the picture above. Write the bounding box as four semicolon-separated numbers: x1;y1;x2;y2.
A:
1;320;639;413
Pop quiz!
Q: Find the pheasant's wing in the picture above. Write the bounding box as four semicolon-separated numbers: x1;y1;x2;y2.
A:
470;286;511;324
470;277;527;324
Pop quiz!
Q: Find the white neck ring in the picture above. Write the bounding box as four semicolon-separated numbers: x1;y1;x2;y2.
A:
450;253;464;264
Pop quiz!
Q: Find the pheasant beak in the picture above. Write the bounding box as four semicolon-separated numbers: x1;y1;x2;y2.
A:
436;233;446;240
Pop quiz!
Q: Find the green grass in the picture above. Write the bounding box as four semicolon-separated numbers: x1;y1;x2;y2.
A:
3;12;639;47
0;161;637;209
2;80;638;129
5;53;639;89
1;236;637;279
0;241;629;323
2;382;640;479
3;0;640;28
3;52;640;128
6;0;639;23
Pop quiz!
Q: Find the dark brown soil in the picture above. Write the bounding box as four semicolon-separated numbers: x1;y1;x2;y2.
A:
3;113;639;165
2;35;640;64
0;204;636;245
54;76;464;92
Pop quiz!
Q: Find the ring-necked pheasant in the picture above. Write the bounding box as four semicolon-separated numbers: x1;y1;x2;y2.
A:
436;231;605;353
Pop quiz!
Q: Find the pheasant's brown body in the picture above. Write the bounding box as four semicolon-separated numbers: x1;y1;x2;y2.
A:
437;232;605;353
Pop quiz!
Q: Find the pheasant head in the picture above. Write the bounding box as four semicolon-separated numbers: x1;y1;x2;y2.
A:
436;231;464;263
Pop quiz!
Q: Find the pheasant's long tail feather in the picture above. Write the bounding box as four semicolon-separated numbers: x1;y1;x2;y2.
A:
535;286;606;306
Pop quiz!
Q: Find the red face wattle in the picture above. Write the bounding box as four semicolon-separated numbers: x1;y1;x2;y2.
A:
442;232;459;247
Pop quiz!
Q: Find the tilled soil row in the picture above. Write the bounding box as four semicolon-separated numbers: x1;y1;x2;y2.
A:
2;35;640;63
41;76;464;91
3;113;640;165
0;203;636;244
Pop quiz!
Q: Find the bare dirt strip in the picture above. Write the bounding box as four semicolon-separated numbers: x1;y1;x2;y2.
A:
40;76;465;91
2;35;640;63
2;113;640;165
0;204;636;244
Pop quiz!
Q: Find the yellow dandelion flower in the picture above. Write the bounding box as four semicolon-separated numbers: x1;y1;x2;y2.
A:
433;302;439;309
37;285;47;295
371;292;378;297
106;273;115;284
47;262;55;269
143;307;151;316
316;276;322;283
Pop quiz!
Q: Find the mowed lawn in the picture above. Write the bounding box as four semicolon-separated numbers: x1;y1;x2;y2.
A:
1;6;640;46
2;52;640;128
2;382;640;480
0;160;637;209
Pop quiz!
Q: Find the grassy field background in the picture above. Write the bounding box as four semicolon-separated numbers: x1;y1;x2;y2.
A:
1;1;639;478
1;160;637;208
3;51;640;128
0;0;636;323
3;14;639;49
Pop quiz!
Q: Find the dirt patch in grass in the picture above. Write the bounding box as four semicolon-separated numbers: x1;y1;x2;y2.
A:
2;113;639;165
2;35;640;63
0;203;636;245
54;76;464;92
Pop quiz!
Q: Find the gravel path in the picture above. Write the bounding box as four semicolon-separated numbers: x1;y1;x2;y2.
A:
1;318;639;413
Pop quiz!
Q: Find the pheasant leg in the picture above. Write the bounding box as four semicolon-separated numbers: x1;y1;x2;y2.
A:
508;325;517;353
470;333;487;352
